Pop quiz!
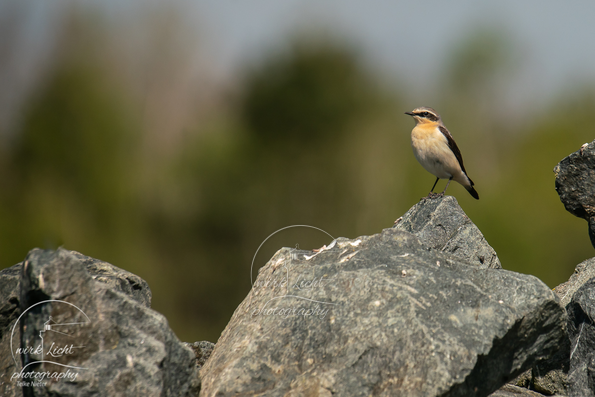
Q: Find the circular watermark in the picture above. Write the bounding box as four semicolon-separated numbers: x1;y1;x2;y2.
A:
250;224;335;288
10;299;91;386
249;225;337;319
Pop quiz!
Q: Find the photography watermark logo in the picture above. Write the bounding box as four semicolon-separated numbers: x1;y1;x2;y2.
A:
9;300;91;388
249;225;337;319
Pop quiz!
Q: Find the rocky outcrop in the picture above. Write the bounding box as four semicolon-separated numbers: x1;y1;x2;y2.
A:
3;177;595;396
394;196;501;269
554;139;595;248
200;200;564;396
0;249;200;397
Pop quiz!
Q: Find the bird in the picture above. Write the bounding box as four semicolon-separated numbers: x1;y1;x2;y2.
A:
405;107;479;200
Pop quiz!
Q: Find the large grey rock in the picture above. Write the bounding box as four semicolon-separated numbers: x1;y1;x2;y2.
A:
9;248;199;397
0;250;155;397
566;277;595;397
200;227;565;396
394;195;501;269
554;140;595;248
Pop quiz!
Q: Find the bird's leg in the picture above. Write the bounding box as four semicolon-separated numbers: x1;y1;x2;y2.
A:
426;177;441;199
440;177;453;195
430;177;440;193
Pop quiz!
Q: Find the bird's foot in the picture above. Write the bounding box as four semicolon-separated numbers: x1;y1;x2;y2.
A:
424;192;444;200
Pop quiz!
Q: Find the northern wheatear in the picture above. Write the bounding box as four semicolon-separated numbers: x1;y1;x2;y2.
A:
405;107;479;200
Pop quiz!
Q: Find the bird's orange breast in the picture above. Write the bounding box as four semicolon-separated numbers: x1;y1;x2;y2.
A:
411;123;447;149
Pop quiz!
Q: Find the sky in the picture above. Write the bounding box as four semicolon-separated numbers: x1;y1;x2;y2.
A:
3;0;595;131
191;1;595;106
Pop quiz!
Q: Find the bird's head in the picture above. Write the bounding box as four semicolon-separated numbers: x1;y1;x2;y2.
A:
405;107;441;125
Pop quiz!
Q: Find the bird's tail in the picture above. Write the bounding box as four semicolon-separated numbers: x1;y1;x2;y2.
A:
465;176;479;200
466;186;479;200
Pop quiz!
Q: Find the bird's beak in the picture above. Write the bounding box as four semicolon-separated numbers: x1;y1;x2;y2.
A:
405;111;414;116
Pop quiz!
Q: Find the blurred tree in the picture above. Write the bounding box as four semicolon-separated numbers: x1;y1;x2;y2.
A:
3;57;139;267
152;38;405;341
0;6;143;270
238;40;387;232
242;41;372;146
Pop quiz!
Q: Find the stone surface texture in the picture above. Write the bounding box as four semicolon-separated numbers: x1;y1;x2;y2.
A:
555;257;595;308
394;196;501;269
554;139;595;248
200;222;565;396
566;277;595;397
69;250;152;308
506;261;595;396
488;384;552;397
0;265;22;397
510;345;569;396
1;248;199;397
185;341;216;369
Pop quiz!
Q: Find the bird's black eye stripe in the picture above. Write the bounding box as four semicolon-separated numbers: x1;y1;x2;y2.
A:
414;111;438;121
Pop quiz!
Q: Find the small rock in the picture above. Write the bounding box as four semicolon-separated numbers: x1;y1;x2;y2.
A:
393;195;501;269
489;384;550;396
506;364;570;396
184;341;216;369
554;139;595;248
530;350;569;396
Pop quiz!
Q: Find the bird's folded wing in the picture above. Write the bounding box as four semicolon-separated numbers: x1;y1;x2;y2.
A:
439;125;467;174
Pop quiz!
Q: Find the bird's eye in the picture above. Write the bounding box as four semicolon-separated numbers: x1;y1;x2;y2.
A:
421;112;428;117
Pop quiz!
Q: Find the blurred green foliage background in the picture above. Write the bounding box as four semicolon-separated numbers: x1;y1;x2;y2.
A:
1;4;594;343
